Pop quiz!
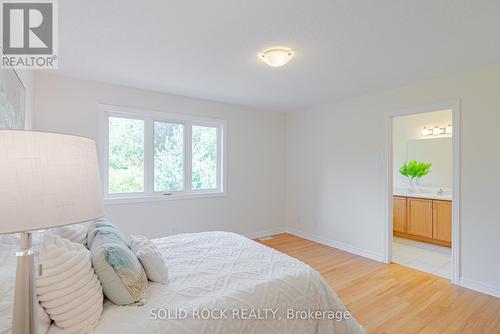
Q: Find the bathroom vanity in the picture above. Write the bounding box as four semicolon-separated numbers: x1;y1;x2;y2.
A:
393;191;452;247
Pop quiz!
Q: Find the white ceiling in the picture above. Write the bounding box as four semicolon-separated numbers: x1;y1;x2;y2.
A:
57;0;500;112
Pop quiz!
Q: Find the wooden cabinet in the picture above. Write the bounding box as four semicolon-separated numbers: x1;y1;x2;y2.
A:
393;197;407;233
407;198;433;238
433;200;452;243
393;196;451;247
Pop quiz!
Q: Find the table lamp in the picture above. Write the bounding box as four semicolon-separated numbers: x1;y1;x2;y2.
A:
0;130;104;334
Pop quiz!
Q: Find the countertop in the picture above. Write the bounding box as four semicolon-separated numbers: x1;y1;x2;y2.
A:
394;188;452;201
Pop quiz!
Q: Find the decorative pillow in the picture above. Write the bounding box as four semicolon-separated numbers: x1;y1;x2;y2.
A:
87;219;130;248
0;234;50;334
36;234;103;334
87;222;148;305
130;235;168;283
48;224;88;246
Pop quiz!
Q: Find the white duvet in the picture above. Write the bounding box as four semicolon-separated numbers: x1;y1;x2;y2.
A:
49;231;365;334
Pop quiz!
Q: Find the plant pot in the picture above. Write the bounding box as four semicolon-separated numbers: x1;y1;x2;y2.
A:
407;178;415;193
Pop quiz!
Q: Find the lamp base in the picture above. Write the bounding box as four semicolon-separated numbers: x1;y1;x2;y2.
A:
12;232;38;334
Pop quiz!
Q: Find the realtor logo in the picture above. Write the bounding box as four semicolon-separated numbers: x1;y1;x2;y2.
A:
1;0;58;68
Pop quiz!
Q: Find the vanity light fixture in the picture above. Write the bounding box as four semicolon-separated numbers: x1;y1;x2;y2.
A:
421;124;452;137
259;48;295;67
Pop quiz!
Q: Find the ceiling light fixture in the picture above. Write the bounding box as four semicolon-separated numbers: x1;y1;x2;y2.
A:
259;48;294;67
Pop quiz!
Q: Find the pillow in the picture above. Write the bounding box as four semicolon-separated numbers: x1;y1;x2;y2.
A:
87;222;148;305
130;235;168;283
48;224;88;246
0;234;50;334
87;219;130;248
36;234;103;334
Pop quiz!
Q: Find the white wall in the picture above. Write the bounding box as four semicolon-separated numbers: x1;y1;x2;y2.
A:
286;63;500;294
32;64;500;296
393;110;452;189
32;72;286;238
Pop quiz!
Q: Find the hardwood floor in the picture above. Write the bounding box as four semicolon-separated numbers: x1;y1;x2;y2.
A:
257;233;500;334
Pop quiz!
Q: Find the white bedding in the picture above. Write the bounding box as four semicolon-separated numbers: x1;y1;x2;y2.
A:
49;231;364;334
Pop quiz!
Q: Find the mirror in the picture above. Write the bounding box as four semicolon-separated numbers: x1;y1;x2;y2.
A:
406;137;452;188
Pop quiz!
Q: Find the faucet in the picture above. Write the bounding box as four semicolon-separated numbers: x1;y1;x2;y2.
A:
437;188;444;195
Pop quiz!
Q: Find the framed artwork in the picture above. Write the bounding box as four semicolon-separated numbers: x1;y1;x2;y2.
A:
0;54;25;129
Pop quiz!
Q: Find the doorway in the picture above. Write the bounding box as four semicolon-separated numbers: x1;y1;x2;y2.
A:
385;102;460;284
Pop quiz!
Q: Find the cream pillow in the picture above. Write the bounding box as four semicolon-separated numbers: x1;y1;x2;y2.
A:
130;235;168;283
48;224;88;246
37;234;103;334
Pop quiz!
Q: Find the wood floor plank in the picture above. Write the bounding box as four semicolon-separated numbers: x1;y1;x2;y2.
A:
257;233;500;334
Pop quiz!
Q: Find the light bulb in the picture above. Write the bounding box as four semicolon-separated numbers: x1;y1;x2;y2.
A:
421;127;431;137
432;126;444;135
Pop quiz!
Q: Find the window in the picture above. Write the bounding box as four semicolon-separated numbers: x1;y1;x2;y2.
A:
192;125;217;190
99;104;225;203
108;117;144;193
154;121;184;192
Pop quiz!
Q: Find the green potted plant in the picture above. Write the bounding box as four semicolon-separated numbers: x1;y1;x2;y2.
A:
399;160;432;192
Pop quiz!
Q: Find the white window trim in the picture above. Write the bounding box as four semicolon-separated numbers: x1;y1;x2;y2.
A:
98;103;226;205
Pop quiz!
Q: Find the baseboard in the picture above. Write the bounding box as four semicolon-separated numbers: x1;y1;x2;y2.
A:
244;227;287;240
245;227;500;299
459;277;500;298
286;227;385;262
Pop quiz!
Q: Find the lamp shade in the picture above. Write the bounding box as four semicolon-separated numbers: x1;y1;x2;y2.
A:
0;130;104;234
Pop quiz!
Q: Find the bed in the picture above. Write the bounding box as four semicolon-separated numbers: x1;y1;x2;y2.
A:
58;232;364;333
2;231;365;334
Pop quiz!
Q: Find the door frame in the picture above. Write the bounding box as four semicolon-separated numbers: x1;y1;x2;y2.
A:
384;100;460;284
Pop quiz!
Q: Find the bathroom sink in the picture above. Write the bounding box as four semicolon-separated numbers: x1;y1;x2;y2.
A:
394;187;452;201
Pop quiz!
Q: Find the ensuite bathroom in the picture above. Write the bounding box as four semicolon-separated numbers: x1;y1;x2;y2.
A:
392;109;453;279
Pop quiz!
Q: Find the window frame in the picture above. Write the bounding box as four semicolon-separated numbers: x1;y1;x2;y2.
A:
98;104;226;204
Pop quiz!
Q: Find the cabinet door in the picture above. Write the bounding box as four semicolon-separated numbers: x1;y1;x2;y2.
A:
407;198;433;238
393;197;407;233
433;200;452;243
